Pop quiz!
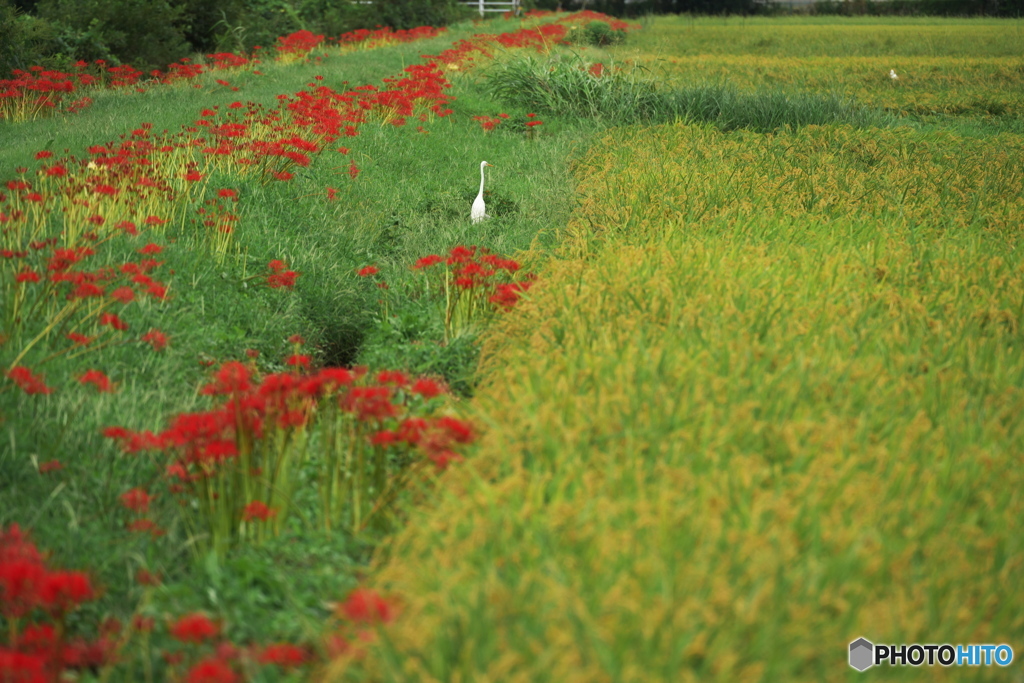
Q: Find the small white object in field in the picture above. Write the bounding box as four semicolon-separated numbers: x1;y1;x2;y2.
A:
890;69;899;80
471;161;494;224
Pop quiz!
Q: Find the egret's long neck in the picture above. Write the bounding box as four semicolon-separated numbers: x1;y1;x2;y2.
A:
477;165;486;198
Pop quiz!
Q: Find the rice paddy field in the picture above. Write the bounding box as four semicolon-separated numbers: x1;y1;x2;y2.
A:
1;10;1023;683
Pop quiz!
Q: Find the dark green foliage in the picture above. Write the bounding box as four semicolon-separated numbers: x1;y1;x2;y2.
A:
0;0;64;73
37;0;190;69
486;54;893;132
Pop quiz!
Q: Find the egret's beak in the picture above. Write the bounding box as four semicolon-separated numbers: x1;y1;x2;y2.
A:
486;162;494;167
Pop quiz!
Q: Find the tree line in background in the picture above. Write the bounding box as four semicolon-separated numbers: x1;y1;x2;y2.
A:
1;0;1022;78
0;0;467;75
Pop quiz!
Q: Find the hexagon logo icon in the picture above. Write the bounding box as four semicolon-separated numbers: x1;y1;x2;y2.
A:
849;638;874;671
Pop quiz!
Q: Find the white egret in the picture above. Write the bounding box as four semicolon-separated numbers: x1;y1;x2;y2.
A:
471;161;494;224
889;69;899;80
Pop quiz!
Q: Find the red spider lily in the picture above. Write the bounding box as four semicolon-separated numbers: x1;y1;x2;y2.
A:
410;378;444;399
110;286;135;303
349;162;359;179
170;613;220;644
286;354;311;369
6;366;53;395
376;370;408;387
120;487;154;513
267;270;299;289
370;429;399;446
357;265;379;277
37;571;94;615
79;369;114;393
326;187;338;200
413;254;442;269
137;243;163;255
268;259;288;273
339;588;393;624
141;329;169;351
38;460;63;473
288;334;305;345
186;657;238;683
201;361;251;396
15;269;41;283
340;386;398;422
98;312;128;331
257;643;308;668
184;171;203;182
217;188;238;199
242;501;277;522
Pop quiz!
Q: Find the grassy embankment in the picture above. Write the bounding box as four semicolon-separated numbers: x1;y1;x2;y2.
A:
0;14;586;657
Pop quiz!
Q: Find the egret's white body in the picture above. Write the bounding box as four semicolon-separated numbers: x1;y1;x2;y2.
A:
471;161;493;224
890;69;899;80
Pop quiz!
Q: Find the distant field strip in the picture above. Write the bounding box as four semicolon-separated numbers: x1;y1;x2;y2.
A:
622;17;1024;120
347;123;1024;681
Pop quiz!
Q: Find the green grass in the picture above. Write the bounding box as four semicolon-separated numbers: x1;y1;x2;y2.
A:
0;13;584;660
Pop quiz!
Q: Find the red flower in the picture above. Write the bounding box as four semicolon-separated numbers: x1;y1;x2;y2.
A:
288;334;305;345
120;487;154;513
35;150;53;159
98;312;129;331
79;369;114;393
339;588;393;624
326;187;338;201
201;361;251;395
138;243;163;255
410;377;444;398
184;171;203;182
349;162;359;179
141;329;168;351
267;270;298;289
413;254;442;269
186;657;237;683
38;459;63;473
218;188;238;199
257;643;308;668
15;269;40;283
286;354;310;369
111;286;135;303
376;370;408;387
67;332;95;346
268;259;288;272
38;570;94;614
242;501;277;522
6;366;53;395
438;416;474;444
371;430;399;446
357;265;378;277
170;613;219;644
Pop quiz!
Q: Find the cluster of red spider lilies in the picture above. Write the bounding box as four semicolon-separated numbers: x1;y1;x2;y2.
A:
0;523;397;682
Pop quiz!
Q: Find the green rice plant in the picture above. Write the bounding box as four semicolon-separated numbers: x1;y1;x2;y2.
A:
485;53;890;131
